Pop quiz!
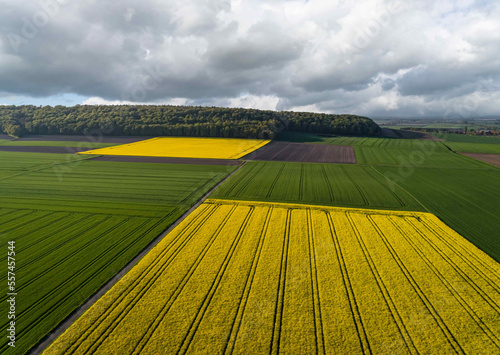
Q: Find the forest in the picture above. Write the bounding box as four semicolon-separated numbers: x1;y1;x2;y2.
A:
0;105;381;138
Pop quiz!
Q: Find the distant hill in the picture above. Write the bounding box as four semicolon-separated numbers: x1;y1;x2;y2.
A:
0;105;381;139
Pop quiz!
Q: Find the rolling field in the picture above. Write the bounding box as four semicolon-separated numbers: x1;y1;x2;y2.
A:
210;161;423;211
443;142;500;154
44;200;500;355
374;166;500;263
245;141;357;163
81;137;270;159
277;131;448;150
0;152;235;354
354;146;488;168
433;133;500;144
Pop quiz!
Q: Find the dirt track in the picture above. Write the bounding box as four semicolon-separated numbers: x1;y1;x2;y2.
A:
460;153;500;167
89;155;241;166
244;141;357;163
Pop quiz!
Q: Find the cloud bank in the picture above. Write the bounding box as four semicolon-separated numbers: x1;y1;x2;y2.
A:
1;0;500;117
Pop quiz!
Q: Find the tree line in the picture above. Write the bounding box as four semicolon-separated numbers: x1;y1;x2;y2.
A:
0;105;381;139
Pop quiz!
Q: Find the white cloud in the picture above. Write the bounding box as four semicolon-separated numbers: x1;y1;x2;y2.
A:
1;0;500;117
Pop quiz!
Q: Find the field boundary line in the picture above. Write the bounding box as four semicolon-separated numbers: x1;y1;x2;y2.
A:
30;161;247;355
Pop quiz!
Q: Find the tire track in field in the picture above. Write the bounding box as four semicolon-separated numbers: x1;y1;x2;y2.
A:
422;217;500;290
177;207;255;354
404;218;500;314
384;217;500;350
5;213;74;250
223;161;260;198
33;163;247;355
361;216;465;355
223;207;273;355
325;213;371;354
65;204;218;355
0;210;47;234
6;217;137;319
1;217;161;354
363;167;408;208
4;215;113;285
12;214;93;254
320;165;335;204
270;209;291;355
129;205;239;355
340;166;369;207
345;213;419;355
266;164;286;199
307;209;325;355
298;165;305;201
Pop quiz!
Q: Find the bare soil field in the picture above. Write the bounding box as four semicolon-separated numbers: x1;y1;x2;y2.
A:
460;152;500;167
13;135;150;143
0;146;94;153
244;141;357;163
90;155;242;165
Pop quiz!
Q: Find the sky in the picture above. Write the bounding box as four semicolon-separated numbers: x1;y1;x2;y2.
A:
1;0;499;118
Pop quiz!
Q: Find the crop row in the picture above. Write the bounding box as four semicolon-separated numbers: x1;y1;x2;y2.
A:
45;200;500;355
211;161;423;211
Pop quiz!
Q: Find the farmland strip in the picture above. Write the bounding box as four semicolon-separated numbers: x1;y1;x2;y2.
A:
65;204;218;354
129;205;239;355
325;212;371;354
345;213;419;355
270;209;291;355
224;207;273;354
177;207;254;354
307;209;326;355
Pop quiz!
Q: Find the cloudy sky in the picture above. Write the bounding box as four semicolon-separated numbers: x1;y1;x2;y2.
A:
1;0;499;117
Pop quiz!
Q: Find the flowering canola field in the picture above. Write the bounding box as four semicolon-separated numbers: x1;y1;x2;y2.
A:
44;200;500;354
79;137;270;159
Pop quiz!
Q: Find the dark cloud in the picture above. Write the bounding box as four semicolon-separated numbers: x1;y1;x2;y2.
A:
1;0;499;117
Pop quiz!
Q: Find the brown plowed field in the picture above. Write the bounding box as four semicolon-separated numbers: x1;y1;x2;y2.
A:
90;155;242;165
0;146;94;154
460;152;500;167
244;141;357;163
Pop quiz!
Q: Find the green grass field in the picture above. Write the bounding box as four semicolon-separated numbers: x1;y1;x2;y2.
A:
433;133;500;144
0;152;235;354
443;142;500;154
0;140;117;148
211;161;423;211
354;146;488;168
212;157;500;262
277;131;448;149
375;166;500;262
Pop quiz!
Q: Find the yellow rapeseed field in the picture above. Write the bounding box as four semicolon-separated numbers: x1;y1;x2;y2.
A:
79;137;270;159
44;200;500;354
